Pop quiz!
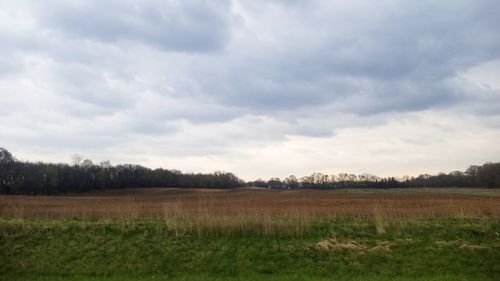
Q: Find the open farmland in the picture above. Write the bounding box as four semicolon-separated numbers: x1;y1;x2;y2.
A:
1;188;500;226
1;188;500;281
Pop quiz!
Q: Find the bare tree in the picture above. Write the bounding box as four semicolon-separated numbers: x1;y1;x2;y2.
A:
0;148;15;163
71;154;83;166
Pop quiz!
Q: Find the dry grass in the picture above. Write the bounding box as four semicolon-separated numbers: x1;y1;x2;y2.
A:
1;187;499;235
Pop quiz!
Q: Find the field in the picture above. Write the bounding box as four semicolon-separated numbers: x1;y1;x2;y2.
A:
1;187;500;280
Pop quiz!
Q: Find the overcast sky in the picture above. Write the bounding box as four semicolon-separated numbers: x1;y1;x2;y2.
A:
1;1;500;180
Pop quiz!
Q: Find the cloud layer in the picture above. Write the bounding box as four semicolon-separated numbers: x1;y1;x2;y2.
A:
1;0;500;179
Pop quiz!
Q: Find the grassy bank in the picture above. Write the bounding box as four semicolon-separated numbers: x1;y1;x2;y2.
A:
1;217;499;281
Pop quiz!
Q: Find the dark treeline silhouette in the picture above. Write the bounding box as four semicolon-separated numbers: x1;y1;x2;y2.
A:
1;147;499;195
247;163;500;189
0;148;243;195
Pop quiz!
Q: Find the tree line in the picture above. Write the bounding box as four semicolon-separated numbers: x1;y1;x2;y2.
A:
247;163;500;189
0;148;243;195
1;147;499;195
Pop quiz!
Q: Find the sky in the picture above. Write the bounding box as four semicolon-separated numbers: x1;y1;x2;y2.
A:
1;0;500;180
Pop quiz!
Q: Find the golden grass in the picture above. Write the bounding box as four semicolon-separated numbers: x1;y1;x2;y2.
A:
1;187;499;235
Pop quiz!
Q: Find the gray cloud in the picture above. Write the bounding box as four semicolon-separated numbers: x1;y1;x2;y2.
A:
191;0;500;116
1;0;499;178
34;0;232;52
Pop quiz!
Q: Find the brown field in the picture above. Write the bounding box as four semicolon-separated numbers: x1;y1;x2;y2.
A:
2;187;500;234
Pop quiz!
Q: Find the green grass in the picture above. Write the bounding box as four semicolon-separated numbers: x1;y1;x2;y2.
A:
1;218;499;281
1;275;497;281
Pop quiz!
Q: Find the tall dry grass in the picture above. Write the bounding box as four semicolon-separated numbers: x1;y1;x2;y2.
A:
1;188;499;235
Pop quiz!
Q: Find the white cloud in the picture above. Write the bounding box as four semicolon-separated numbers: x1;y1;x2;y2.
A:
0;0;499;180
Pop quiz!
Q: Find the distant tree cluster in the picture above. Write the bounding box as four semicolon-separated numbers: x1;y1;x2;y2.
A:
0;148;243;195
247;164;500;189
1;147;499;195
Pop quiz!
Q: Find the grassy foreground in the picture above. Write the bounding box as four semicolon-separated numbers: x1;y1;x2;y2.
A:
1;217;500;281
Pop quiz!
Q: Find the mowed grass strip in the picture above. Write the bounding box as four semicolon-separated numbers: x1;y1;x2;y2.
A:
1;218;500;281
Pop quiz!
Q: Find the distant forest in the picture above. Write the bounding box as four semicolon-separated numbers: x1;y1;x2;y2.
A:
0;148;243;195
0;147;499;195
247;162;500;189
